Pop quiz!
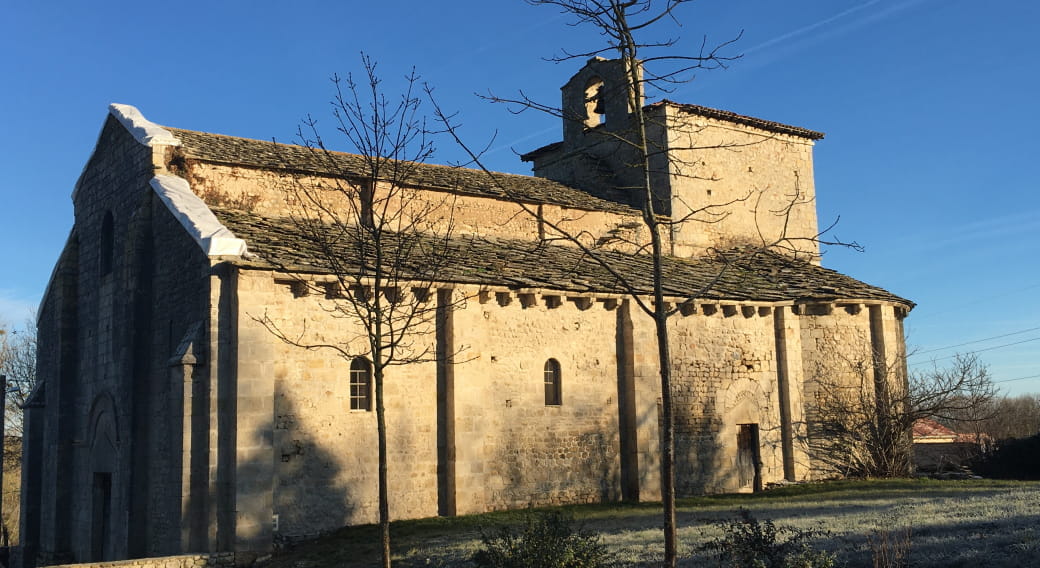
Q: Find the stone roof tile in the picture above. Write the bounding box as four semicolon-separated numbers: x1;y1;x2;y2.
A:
167;128;636;214
657;100;825;140
214;207;911;307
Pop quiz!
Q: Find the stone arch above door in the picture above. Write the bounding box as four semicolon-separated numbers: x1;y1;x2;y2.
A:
718;378;770;427
88;391;120;473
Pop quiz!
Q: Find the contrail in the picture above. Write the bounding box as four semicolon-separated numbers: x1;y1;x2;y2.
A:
743;0;886;56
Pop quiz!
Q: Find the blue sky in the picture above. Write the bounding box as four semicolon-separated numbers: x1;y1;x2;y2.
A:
2;1;1037;394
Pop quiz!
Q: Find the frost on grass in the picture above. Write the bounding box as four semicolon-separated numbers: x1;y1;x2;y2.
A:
265;481;1040;568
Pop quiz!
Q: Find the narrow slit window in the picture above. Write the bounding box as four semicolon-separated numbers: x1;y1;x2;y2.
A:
100;211;114;276
544;358;562;406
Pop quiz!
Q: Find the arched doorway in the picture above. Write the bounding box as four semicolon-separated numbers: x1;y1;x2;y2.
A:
718;380;770;493
88;393;120;561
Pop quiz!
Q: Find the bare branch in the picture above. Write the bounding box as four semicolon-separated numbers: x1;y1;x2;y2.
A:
258;54;471;568
0;314;37;437
810;352;997;478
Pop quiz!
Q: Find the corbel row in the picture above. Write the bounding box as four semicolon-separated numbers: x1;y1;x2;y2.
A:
272;275;910;321
789;302;909;320
476;287;621;311
650;299;908;320
274;276;435;304
656;297;774;319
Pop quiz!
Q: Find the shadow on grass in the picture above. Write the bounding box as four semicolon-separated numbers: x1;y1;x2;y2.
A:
265;479;1040;568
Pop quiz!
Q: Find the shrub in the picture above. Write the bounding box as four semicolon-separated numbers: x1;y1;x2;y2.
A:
700;508;836;568
868;524;911;568
471;511;612;568
971;433;1040;479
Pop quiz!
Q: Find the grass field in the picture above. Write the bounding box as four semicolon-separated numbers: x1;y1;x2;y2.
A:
267;479;1040;567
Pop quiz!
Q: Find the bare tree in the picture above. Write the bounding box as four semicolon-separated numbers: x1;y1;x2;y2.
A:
810;353;997;478
0;316;33;547
0;315;37;439
939;393;1040;442
255;55;464;568
428;3;860;566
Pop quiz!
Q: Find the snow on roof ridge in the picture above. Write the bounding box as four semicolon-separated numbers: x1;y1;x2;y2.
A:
72;104;183;202
150;174;248;258
109;103;181;147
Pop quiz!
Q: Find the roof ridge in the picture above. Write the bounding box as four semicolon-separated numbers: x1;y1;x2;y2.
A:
652;99;825;140
165;126;541;181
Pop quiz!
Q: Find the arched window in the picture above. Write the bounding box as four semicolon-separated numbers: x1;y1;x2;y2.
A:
544;358;562;406
349;357;372;411
100;211;114;276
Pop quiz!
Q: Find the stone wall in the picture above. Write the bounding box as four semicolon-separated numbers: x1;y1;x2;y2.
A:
234;269;442;543
144;200;217;555
798;303;908;477
227;264;899;546
44;552;235;568
525;108;820;261
27;115;216;563
23;237;74;565
663;106;820;259
524;75;820;262
35;114;159;563
452;290;624;513
668;304;785;494
231;276;636;538
179;162;649;254
799;304;875;406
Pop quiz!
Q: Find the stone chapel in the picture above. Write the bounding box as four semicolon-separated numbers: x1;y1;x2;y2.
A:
20;58;912;564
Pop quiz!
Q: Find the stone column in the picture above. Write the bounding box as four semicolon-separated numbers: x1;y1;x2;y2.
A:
222;267;275;553
436;288;456;516
170;322;207;552
627;299;661;501
616;298;639;501
772;307;796;480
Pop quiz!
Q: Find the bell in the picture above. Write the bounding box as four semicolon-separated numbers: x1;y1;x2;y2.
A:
593;85;606;115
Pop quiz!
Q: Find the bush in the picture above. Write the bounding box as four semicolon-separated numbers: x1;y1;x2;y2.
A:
868;523;911;568
971;433;1040;479
471;511;612;568
700;508;836;568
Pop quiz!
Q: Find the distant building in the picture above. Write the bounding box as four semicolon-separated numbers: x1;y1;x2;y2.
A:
912;418;988;472
21;59;911;563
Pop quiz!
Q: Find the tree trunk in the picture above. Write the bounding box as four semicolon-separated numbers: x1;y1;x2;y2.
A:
655;305;677;567
376;364;390;568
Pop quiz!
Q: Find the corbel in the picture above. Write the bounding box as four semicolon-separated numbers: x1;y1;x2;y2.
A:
411;287;432;303
380;286;401;304
568;296;593;311
679;301;697;317
840;303;862;316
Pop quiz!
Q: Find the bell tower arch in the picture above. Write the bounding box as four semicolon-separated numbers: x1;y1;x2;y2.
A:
561;57;644;150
